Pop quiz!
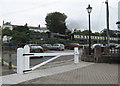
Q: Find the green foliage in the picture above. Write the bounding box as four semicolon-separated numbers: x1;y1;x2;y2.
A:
73;30;92;35
12;26;29;33
109;30;117;37
11;26;30;45
100;29;117;37
45;12;67;34
2;29;13;36
81;30;92;35
73;30;81;34
93;32;100;36
73;29;118;38
11;32;29;45
0;29;1;36
44;37;72;45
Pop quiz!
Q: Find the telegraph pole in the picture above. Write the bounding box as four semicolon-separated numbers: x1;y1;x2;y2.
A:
105;0;110;46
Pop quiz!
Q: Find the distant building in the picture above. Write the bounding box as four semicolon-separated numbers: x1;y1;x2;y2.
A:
72;29;120;43
2;22;14;30
29;26;49;33
29;33;49;39
73;34;119;43
2;22;49;32
2;35;12;43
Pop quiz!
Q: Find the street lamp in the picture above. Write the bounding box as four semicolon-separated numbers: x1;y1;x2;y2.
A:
86;4;92;55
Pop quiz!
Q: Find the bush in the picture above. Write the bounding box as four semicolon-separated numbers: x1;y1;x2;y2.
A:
44;37;72;45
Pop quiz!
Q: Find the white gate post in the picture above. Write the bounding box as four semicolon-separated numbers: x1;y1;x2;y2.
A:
17;48;24;74
74;47;79;64
24;45;30;70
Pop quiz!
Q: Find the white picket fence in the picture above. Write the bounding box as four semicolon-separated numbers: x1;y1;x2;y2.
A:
17;45;81;74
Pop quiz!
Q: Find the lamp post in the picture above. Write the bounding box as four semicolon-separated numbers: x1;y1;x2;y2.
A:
105;0;110;46
86;4;92;55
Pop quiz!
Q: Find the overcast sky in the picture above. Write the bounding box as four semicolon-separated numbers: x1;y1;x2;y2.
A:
0;0;119;32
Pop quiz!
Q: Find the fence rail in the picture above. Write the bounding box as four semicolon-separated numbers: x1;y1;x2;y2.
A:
17;45;80;74
110;48;120;54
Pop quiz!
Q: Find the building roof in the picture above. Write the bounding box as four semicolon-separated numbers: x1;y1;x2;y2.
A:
4;22;11;25
29;26;49;32
29;26;40;30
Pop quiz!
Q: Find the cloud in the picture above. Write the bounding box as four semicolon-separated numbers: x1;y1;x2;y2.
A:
0;0;119;32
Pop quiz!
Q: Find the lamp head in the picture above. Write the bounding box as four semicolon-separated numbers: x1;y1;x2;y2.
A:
86;4;92;14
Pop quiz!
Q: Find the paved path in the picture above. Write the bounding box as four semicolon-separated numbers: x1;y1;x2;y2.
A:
2;61;94;85
20;63;119;84
1;62;119;85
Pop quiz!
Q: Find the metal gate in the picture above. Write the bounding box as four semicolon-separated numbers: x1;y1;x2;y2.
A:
17;45;81;74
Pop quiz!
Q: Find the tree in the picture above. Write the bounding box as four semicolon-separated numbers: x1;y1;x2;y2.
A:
81;30;92;35
100;29;117;37
12;26;29;32
45;12;67;34
11;26;30;45
2;29;13;37
11;32;29;45
73;30;81;34
92;32;100;36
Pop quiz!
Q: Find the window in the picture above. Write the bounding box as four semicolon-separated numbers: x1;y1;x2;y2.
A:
5;27;10;30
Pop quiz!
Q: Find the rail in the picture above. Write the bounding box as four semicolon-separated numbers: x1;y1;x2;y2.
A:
17;45;81;74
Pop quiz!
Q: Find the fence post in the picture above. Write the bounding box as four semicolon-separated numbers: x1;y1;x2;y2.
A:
82;46;89;56
24;45;30;70
1;56;4;66
74;47;79;64
94;45;101;63
2;46;4;66
17;48;24;74
104;46;110;55
8;52;12;69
